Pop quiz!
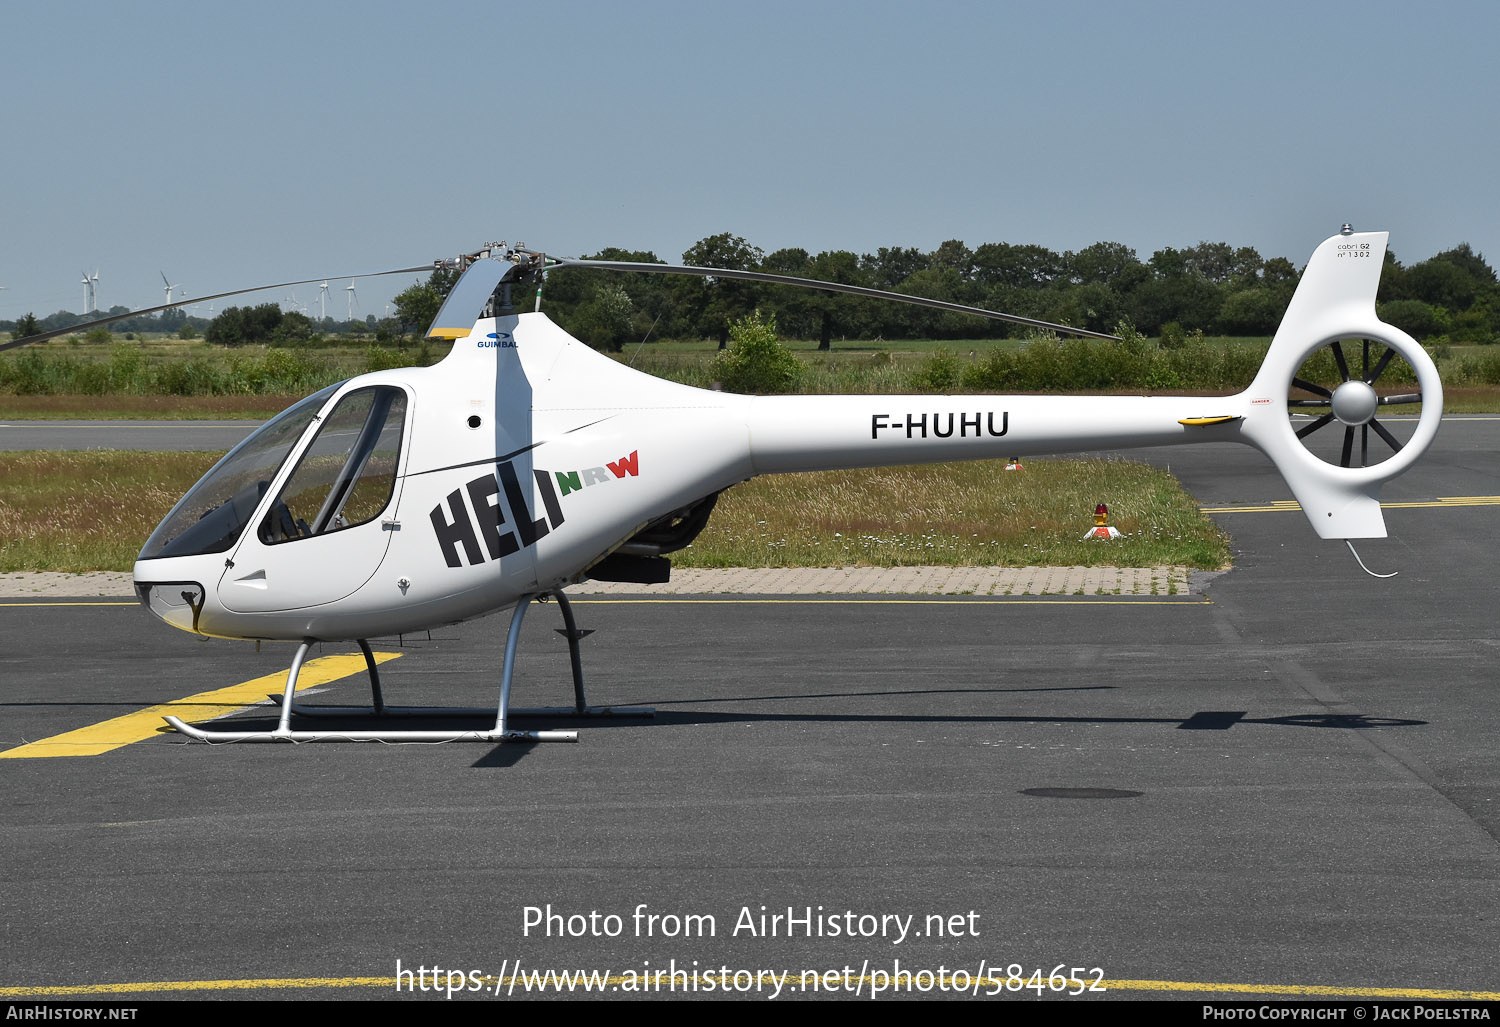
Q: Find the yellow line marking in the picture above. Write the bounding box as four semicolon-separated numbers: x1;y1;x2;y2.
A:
568;598;1210;606
0;652;401;759
1103;978;1500;1000
1;973;1494;1000
0;601;137;607
1202;495;1500;514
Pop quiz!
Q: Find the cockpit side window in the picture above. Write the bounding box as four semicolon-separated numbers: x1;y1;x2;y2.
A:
260;386;407;544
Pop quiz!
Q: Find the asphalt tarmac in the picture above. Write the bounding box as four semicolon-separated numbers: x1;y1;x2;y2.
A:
1;416;1497;1002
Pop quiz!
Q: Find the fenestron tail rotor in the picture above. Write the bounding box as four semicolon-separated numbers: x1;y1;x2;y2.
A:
1288;337;1422;468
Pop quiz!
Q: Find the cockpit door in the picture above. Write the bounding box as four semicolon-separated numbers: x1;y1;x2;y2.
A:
219;384;411;614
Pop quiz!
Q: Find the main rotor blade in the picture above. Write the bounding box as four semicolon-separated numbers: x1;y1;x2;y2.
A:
425;258;516;339
0;264;431;352
552;258;1122;341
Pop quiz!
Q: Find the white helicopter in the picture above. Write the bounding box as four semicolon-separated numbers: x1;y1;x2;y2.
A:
4;226;1443;744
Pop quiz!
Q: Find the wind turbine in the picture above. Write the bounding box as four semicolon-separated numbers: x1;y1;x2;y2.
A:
80;271;96;314
160;271;182;305
318;281;331;320
345;280;358;322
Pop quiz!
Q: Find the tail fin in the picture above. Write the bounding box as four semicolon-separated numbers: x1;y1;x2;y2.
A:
1238;230;1443;539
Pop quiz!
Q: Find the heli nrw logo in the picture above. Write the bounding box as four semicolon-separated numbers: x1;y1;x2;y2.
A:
553;450;639;496
429;451;640;568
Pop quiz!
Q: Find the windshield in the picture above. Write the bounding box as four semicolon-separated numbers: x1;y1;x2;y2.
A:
138;383;341;561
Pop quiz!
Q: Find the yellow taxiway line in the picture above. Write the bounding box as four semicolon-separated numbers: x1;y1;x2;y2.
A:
1202;495;1500;514
0;973;1494;1000
0;651;401;759
569;598;1210;606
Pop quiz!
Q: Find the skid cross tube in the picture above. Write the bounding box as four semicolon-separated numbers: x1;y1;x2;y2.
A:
163;591;650;744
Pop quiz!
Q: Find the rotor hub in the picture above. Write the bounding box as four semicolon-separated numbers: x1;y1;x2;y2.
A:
1330;380;1379;426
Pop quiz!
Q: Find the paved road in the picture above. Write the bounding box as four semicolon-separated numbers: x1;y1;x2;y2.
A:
0;419;259;451
0;415;1496;1001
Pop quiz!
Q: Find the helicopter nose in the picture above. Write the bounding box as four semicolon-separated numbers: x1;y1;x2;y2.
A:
135;580;207;635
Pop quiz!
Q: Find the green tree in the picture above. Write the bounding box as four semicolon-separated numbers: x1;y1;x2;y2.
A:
806;249;867;349
1068;241;1144;289
206;303;283;347
1216;288;1288;336
712;310;803;393
862;246;926;290
12;313;39;340
571;284;635;352
972;242;1064;289
271;311;319;347
1377;299;1448;340
391;267;461;340
1430;243;1497;286
681;233;764;348
1406;258;1479;310
928;239;974;278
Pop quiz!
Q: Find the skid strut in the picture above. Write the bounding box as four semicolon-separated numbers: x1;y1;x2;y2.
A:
164;590;652;743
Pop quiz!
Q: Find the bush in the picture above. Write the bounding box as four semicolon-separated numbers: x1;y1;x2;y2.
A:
909;348;962;391
711;311;804;394
1378;300;1448;340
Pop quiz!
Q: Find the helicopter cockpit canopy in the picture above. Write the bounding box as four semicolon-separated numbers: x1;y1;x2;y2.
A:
140;384;340;561
139;381;411;563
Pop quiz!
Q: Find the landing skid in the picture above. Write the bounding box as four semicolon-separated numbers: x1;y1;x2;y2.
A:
163;590;653;744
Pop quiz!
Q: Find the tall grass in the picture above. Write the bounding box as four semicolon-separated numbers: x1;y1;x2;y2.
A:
676;458;1230;571
622;335;1421;394
0;333;1433;400
0;343;437;397
0;452;1227;573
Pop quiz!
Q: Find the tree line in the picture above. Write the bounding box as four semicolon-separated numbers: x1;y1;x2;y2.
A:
9;235;1497;349
520;234;1500;349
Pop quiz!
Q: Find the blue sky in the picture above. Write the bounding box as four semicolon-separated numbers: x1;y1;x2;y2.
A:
3;1;1496;320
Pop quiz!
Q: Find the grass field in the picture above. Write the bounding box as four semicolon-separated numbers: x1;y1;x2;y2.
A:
2;328;1491;417
0;452;1230;574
